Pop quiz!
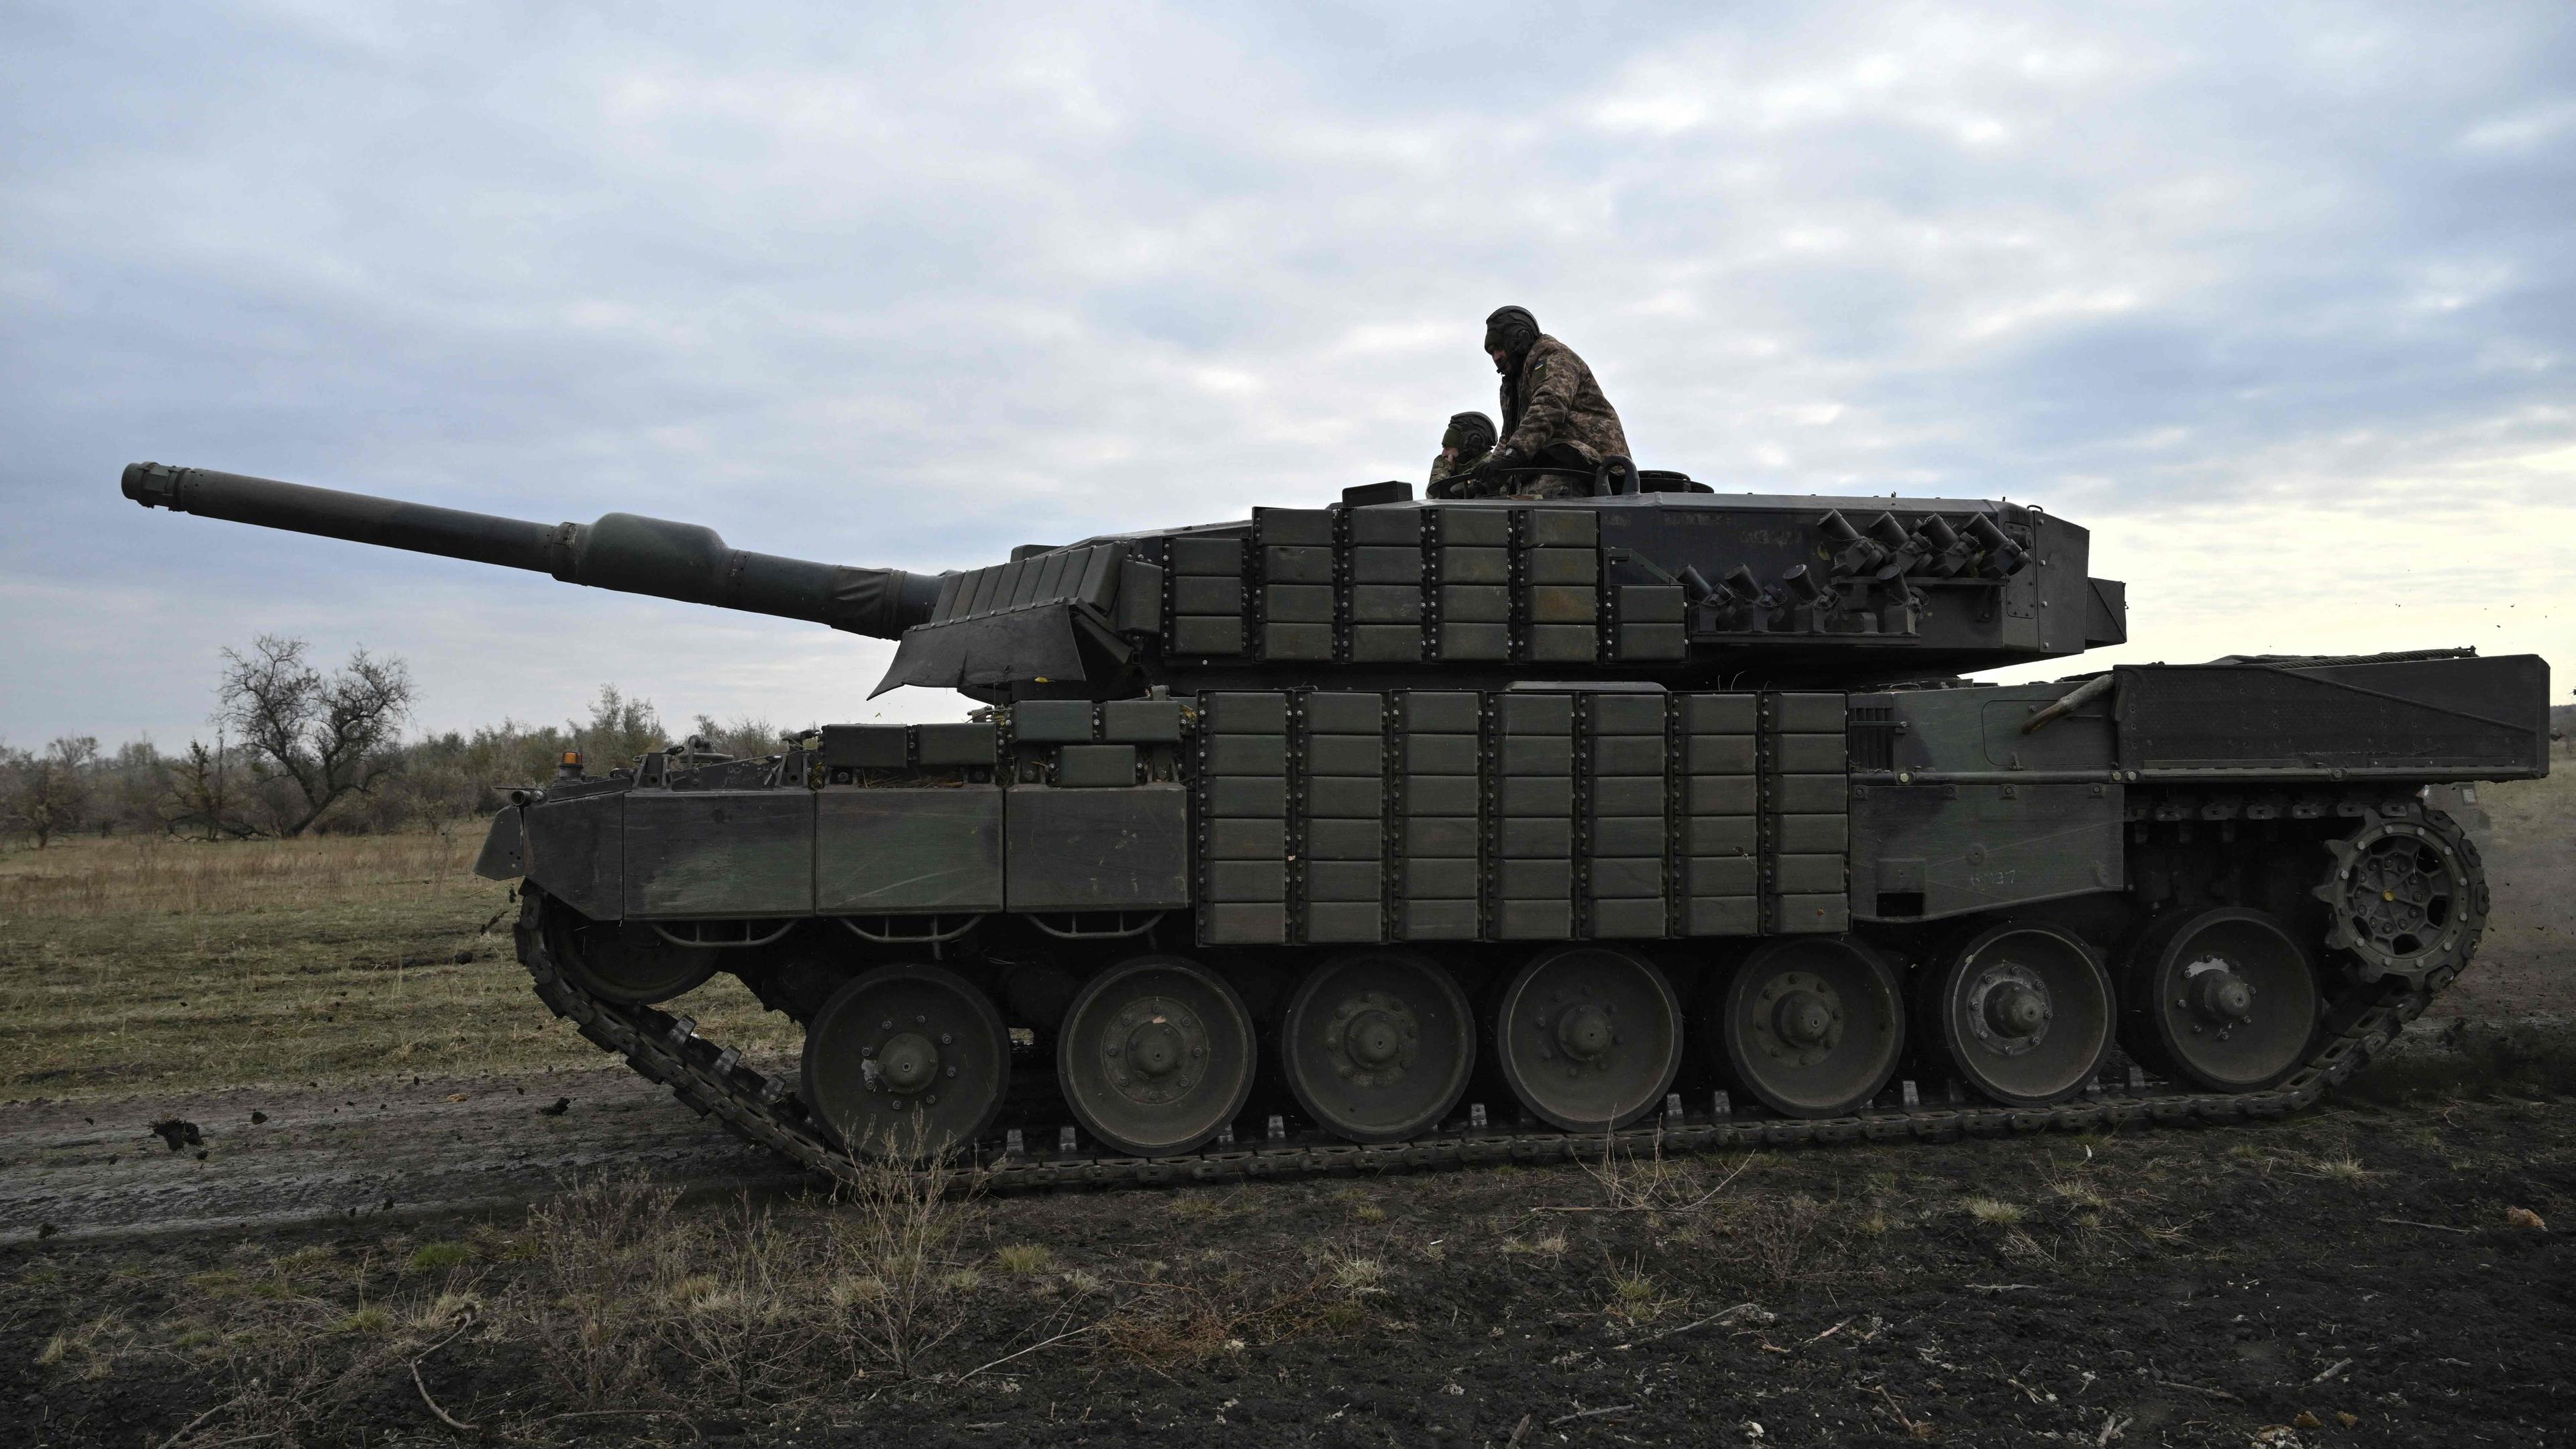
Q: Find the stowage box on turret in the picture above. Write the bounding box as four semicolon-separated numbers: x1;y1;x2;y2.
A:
121;461;2551;1182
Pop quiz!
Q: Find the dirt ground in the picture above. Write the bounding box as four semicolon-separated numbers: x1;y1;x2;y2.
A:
2437;771;2575;1021
4;1049;2571;1448
1;762;2568;1446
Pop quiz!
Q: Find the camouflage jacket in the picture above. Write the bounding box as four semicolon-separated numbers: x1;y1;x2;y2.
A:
1428;444;1493;497
1499;335;1629;468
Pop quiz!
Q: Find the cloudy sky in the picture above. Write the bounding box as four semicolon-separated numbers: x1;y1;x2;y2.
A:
5;1;2571;750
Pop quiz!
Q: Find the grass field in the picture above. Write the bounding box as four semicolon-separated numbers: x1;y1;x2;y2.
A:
1;754;2564;1102
0;829;796;1100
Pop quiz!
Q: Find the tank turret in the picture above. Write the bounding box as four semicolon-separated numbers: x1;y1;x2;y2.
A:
125;464;2126;702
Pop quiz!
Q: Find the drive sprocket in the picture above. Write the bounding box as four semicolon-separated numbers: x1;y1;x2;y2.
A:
2314;804;2487;988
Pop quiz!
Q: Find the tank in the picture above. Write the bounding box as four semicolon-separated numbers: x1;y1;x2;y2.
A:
120;460;2553;1183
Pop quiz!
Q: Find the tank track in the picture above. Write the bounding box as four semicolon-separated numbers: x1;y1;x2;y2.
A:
511;898;2452;1194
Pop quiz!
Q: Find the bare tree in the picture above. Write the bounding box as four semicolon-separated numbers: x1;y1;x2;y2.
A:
216;635;415;837
103;739;168;836
164;732;256;841
0;736;101;849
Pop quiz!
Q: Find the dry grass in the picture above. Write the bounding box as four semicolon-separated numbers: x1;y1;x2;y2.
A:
2477;759;2573;843
0;830;796;1099
24;1084;2570;1444
407;1241;473;1273
0;830;482;919
994;1243;1053;1275
1601;1254;1681;1326
1324;1254;1388;1295
1093;1271;1331;1365
119;1163;1008;1443
1576;1142;1757;1214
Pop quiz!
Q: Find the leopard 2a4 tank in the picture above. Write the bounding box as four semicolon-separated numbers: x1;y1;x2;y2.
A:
120;460;2552;1183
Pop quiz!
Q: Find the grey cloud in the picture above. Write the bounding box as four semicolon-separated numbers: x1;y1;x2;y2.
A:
4;0;2571;747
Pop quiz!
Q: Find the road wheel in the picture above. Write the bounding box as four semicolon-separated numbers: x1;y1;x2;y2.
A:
543;910;718;1006
1923;921;2115;1107
1493;945;1683;1132
1712;936;1904;1118
801;964;1008;1159
1279;949;1474;1144
1057;955;1255;1157
2124;906;2318;1092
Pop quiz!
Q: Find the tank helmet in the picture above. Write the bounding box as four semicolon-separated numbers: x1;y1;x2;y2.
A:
1483;306;1540;362
1443;411;1497;453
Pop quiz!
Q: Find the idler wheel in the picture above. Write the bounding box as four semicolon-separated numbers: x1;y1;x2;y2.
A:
2123;906;2318;1093
1057;955;1255;1157
543;910;719;1006
1280;950;1474;1144
1711;936;1904;1118
1923;921;2115;1107
1494;945;1682;1132
801;964;1008;1159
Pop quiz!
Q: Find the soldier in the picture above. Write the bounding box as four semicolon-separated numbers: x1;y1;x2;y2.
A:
1478;305;1629;500
1426;411;1497;498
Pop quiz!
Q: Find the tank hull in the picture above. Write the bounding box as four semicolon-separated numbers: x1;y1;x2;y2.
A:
483;653;2546;1177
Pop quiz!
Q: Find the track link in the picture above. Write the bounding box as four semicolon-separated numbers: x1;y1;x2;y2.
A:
513;893;2447;1193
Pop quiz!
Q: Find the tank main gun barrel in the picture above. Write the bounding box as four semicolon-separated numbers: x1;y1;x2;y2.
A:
120;462;943;640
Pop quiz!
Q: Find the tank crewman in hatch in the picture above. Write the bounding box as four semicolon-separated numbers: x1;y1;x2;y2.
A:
1478;305;1630;500
1426;410;1497;498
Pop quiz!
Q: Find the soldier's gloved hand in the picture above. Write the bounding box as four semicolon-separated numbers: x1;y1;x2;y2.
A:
1480;445;1525;479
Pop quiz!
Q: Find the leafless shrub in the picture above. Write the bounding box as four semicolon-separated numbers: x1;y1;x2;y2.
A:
515;1171;687;1409
1578;1138;1756;1214
665;1197;834;1411
1727;1192;1841;1289
820;1144;987;1378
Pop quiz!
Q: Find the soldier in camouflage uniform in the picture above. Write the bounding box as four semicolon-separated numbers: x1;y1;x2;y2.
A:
1479;306;1629;500
1426;411;1497;498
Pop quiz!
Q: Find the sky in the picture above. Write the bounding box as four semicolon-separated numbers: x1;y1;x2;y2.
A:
5;1;2572;751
